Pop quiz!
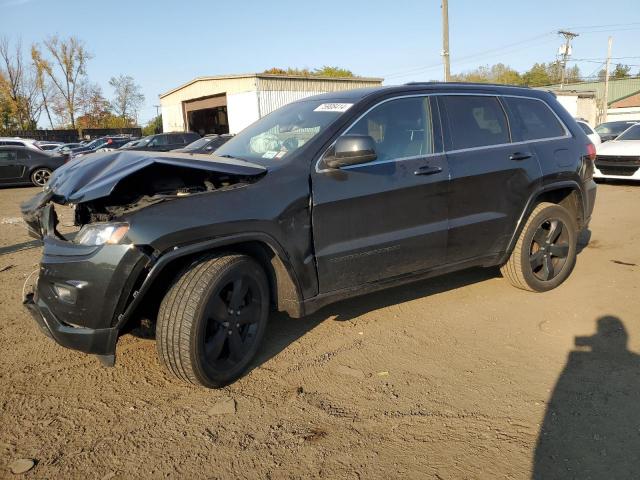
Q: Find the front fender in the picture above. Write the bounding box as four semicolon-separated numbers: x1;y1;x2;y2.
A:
114;232;305;329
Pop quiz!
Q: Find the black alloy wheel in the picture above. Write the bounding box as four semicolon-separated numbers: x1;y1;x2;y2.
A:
529;218;570;281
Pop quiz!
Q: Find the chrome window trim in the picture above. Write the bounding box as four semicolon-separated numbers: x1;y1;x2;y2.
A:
315;92;572;173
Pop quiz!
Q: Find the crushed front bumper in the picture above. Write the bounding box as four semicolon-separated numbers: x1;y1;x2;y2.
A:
21;197;150;365
23;291;119;358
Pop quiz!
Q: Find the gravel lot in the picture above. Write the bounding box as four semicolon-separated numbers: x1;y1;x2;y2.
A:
0;183;639;479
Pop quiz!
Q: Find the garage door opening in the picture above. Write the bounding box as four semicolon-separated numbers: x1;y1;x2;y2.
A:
184;94;229;136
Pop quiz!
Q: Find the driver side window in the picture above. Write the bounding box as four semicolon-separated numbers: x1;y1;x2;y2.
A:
347;96;435;162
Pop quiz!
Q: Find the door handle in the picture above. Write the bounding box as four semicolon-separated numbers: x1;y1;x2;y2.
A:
414;165;443;176
509;152;532;161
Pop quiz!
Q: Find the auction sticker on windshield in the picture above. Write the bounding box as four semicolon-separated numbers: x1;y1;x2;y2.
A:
313;103;353;112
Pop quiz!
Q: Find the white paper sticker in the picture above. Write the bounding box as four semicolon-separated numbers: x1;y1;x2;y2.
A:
314;103;353;113
262;151;278;159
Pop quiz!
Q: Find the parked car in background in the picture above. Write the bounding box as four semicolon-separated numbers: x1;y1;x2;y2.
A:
0;146;67;187
36;141;64;151
594;123;640;181
171;134;233;154
0;137;43;151
22;83;596;387
594;120;638;143
119;139;142;150
123;132;200;152
54;143;83;154
576;120;601;146
70;136;135;158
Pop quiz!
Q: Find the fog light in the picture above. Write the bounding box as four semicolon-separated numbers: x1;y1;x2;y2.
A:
53;283;78;304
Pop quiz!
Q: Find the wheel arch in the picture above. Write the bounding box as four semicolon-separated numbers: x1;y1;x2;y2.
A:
116;233;305;334
500;181;585;264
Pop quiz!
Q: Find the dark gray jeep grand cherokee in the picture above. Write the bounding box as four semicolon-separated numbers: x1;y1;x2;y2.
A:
22;83;597;387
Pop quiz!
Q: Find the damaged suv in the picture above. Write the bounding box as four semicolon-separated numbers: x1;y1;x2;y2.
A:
22;83;597;387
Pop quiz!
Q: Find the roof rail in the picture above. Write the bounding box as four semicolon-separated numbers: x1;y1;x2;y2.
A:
404;81;531;89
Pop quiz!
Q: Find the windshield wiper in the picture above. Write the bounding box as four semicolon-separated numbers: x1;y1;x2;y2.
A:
217;154;247;162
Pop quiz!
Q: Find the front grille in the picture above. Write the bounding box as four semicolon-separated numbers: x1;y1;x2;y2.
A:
596;155;640;165
597;165;639;176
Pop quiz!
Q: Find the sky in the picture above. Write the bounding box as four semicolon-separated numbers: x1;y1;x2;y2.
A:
3;0;640;125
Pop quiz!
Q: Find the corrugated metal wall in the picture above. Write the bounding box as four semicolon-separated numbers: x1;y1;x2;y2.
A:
256;76;381;116
160;75;382;133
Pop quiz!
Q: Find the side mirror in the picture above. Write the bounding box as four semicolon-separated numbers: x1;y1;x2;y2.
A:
323;135;377;169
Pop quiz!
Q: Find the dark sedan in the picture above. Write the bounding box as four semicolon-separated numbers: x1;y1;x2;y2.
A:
171;134;233;154
0;146;67;187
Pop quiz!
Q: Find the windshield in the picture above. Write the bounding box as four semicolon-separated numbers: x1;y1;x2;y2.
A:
136;136;153;146
215;100;353;163
616;124;640;141
595;122;636;135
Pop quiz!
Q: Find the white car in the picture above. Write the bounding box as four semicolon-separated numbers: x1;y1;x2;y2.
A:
0;137;43;151
576;120;601;146
594;123;640;181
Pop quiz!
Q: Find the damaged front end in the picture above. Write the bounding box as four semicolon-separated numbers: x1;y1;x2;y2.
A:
21;150;267;365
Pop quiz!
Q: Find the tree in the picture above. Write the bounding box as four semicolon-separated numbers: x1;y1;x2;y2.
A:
0;37;42;130
598;64;632;81
313;66;355;77
263;66;356;78
108;74;144;126
142;114;162;136
522;63;552;87
612;64;631;79
76;82;113;129
451;63;522;85
31;36;92;129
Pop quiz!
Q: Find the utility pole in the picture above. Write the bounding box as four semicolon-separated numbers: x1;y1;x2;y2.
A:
602;36;613;123
558;30;579;89
441;0;450;82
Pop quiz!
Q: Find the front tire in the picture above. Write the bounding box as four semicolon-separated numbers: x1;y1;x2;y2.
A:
156;254;269;387
501;202;578;292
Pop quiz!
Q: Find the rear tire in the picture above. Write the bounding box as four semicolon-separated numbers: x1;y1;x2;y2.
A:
156;254;269;387
501;202;577;292
30;168;51;187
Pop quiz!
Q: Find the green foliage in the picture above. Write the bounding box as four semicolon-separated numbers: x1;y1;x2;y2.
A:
263;66;355;78
142;115;162;136
451;63;523;85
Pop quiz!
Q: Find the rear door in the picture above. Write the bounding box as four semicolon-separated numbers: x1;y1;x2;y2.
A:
312;95;449;293
438;94;542;262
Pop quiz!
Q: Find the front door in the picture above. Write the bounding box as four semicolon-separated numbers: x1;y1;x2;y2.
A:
312;95;449;293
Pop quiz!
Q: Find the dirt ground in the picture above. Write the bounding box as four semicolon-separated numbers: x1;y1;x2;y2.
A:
0;183;638;479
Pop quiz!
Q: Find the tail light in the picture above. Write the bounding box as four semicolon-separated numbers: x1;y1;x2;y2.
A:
586;142;596;162
582;142;596;179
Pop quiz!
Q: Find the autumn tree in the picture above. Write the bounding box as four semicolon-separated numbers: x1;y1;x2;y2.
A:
0;37;42;130
31;36;92;129
108;74;145;126
263;66;356;78
451;63;523;85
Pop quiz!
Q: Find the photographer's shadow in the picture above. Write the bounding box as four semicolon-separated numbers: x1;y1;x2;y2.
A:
532;316;640;479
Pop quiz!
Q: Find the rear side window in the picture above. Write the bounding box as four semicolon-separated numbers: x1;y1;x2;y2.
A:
505;97;565;141
347;96;436;162
577;122;594;135
440;95;510;150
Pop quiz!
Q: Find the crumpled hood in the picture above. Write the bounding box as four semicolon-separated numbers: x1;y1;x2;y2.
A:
44;150;267;204
596;140;640;156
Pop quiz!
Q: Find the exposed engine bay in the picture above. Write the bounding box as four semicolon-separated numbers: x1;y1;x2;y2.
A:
73;163;255;226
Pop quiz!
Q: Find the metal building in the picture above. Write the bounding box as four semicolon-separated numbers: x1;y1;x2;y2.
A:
159;73;383;135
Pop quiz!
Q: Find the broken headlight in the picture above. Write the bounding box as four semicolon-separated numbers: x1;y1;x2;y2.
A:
74;223;129;246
